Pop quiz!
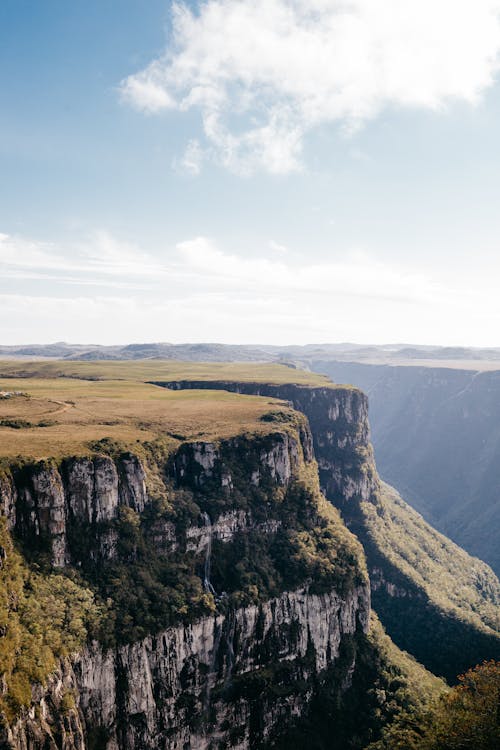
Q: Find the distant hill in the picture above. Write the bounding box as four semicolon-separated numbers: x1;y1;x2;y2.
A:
2;340;500;364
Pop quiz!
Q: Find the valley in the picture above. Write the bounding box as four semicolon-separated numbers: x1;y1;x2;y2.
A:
0;360;498;748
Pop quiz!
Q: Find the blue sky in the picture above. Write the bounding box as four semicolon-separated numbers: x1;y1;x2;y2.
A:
2;0;500;346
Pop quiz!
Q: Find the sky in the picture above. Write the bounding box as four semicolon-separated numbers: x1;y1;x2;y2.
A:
2;0;500;346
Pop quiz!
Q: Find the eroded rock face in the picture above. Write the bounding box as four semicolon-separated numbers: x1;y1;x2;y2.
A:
0;472;17;530
2;660;86;750
0;404;373;749
185;510;283;554
4;585;369;750
13;463;67;567
117;456;147;514
65;454;147;521
371;567;413;599
1;455;147;567
171;429;308;495
156;381;379;508
0;426;313;568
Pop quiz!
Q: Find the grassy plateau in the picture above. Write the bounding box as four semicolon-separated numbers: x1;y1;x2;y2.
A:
0;360;328;459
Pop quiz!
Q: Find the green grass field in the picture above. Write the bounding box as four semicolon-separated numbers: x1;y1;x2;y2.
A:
0;359;331;385
0;360;328;459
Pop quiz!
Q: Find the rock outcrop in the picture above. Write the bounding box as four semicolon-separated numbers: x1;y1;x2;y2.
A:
0;409;371;749
311;359;500;576
1;455;147;567
154;379;500;684
155;380;378;507
3;583;369;750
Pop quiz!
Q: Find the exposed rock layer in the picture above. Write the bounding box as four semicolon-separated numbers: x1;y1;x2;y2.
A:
156;380;500;683
0;411;371;749
312;360;500;575
154;380;378;507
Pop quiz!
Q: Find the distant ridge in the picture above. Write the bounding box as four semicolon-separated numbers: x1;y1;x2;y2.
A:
2;341;500;364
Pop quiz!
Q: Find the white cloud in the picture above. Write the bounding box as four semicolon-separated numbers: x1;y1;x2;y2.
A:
120;74;176;112
174;138;205;175
269;240;288;255
0;231;163;286
120;0;500;174
3;229;500;346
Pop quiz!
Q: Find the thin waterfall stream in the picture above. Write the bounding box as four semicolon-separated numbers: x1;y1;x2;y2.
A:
202;511;216;595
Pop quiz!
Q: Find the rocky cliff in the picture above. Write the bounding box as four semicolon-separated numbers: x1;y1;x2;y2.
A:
155;380;378;509
0;408;371;749
156;379;500;682
5;585;369;750
311;359;500;576
2;454;147;568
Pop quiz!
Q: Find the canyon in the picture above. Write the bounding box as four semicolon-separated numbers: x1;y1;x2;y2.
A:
0;362;498;748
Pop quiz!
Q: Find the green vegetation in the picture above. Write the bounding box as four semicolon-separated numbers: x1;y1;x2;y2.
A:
0;420;367;679
0;419;32;429
347;481;500;680
2;358;497;745
370;483;500;631
371;660;500;749
209;479;367;607
72;502;217;646
64;434;366;645
0;518;102;721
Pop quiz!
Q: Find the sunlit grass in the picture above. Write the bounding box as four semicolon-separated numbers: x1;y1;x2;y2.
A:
0;359;332;385
0;360;325;459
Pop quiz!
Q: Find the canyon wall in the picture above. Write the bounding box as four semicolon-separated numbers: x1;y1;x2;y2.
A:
0;411;370;749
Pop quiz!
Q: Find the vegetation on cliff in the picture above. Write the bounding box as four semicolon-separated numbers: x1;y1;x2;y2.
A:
273;613;445;749
69;432;366;645
158;372;500;685
316;358;500;576
0;518;102;721
370;659;500;749
1;360;498;747
347;481;500;681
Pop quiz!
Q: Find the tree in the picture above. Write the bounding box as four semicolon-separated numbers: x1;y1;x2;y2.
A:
425;660;500;750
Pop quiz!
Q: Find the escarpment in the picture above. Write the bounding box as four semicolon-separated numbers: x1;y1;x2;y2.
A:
156;379;500;682
153;380;377;508
3;363;496;748
0;409;373;749
2;453;147;567
74;585;368;750
5;586;369;750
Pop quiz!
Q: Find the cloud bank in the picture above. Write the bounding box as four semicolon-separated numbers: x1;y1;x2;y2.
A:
2;230;499;346
121;0;500;174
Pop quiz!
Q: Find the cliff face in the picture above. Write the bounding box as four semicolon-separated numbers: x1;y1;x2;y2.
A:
2;454;147;568
0;412;370;749
77;585;368;750
155;380;500;683
155;381;378;508
311;360;500;576
5;586;369;750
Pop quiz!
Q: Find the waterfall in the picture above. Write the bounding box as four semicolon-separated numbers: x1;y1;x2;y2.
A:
201;511;216;595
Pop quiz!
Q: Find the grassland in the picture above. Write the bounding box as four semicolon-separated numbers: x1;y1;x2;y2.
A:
0;360;327;460
0;359;331;385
